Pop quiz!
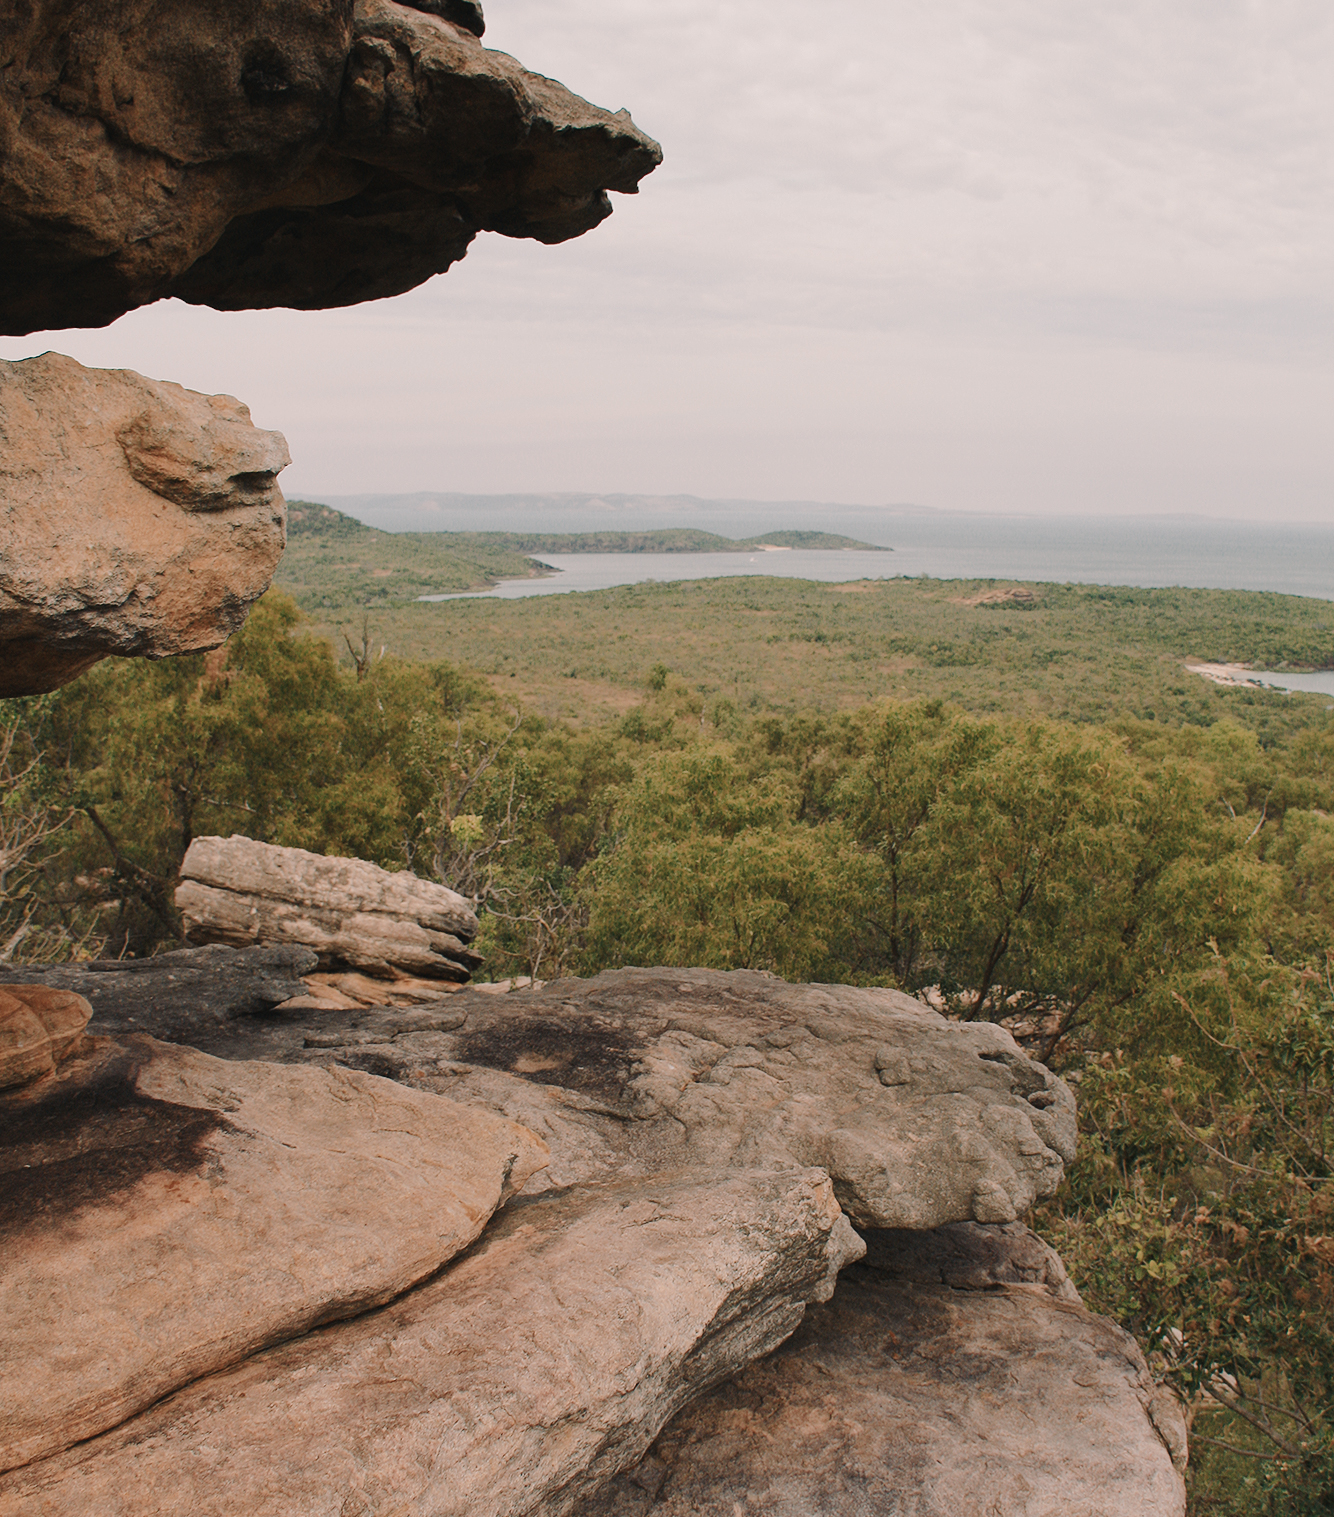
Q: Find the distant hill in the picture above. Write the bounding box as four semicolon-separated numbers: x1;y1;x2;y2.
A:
277;505;885;614
290;491;913;541
279;503;552;611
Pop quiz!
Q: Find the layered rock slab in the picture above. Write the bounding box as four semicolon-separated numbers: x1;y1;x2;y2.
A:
0;985;90;1089
0;354;288;695
580;1227;1187;1517
0;0;662;334
1;1168;862;1516
290;967;1077;1229
0;1034;547;1473
177;834;483;980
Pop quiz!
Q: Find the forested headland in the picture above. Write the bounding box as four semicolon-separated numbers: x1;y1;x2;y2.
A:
3;571;1332;1514
277;501;883;615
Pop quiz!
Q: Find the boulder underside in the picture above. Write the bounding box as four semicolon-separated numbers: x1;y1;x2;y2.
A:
0;0;663;336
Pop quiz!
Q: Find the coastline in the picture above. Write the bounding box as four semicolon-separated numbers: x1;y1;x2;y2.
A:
1185;662;1274;689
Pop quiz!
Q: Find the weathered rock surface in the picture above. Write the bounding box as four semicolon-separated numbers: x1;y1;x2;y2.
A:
0;943;317;1043
580;1230;1187;1517
270;968;1077;1229
0;1033;547;1473
0;985;90;1089
0;0;662;335
177;834;483;979
1;1167;862;1515
0;354;289;695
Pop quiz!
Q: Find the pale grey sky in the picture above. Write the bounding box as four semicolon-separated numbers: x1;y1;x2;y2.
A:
4;0;1332;519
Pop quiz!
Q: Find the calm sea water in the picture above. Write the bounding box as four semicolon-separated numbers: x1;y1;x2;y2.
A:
420;516;1334;602
416;514;1334;695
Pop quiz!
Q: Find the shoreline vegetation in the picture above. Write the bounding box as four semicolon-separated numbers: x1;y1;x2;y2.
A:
282;502;888;606
8;506;1332;1514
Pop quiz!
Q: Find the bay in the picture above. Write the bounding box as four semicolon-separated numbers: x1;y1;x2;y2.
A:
417;516;1334;604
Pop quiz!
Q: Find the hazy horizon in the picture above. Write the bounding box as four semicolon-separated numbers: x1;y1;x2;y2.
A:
307;490;1333;530
3;0;1331;524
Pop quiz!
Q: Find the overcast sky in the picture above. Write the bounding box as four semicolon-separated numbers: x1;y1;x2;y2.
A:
4;0;1332;519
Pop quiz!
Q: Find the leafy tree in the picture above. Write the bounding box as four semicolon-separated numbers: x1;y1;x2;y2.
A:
582;746;869;981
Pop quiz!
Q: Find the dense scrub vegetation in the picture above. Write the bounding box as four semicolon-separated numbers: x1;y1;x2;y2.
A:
278;545;1334;734
3;581;1332;1513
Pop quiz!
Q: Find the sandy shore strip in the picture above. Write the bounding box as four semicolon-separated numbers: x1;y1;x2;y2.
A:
1185;662;1276;689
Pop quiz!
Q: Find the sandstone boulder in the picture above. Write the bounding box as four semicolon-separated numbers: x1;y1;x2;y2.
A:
285;967;1077;1229
1;1167;862;1515
0;0;662;335
0;985;90;1089
177;834;482;979
0;354;288;696
0;1033;547;1473
580;1229;1187;1517
0;943;317;1043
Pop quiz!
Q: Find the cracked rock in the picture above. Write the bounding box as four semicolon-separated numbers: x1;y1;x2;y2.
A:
0;1033;547;1473
1;1167;860;1515
579;1228;1186;1517
176;834;483;981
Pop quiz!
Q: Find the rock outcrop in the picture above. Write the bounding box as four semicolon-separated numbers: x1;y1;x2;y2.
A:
0;985;90;1089
581;1228;1187;1517
0;0;662;336
278;968;1077;1229
1;1168;860;1514
0;944;317;1043
177;834;483;980
0;354;289;696
0;958;1186;1515
0;1033;547;1472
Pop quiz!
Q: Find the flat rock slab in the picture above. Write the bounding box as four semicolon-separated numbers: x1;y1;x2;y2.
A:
0;1035;547;1473
580;1230;1187;1517
177;834;482;980
272;968;1077;1231
2;1168;863;1517
0;943;317;1044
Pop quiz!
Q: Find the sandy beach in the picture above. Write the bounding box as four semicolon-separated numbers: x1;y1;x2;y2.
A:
1185;662;1274;689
